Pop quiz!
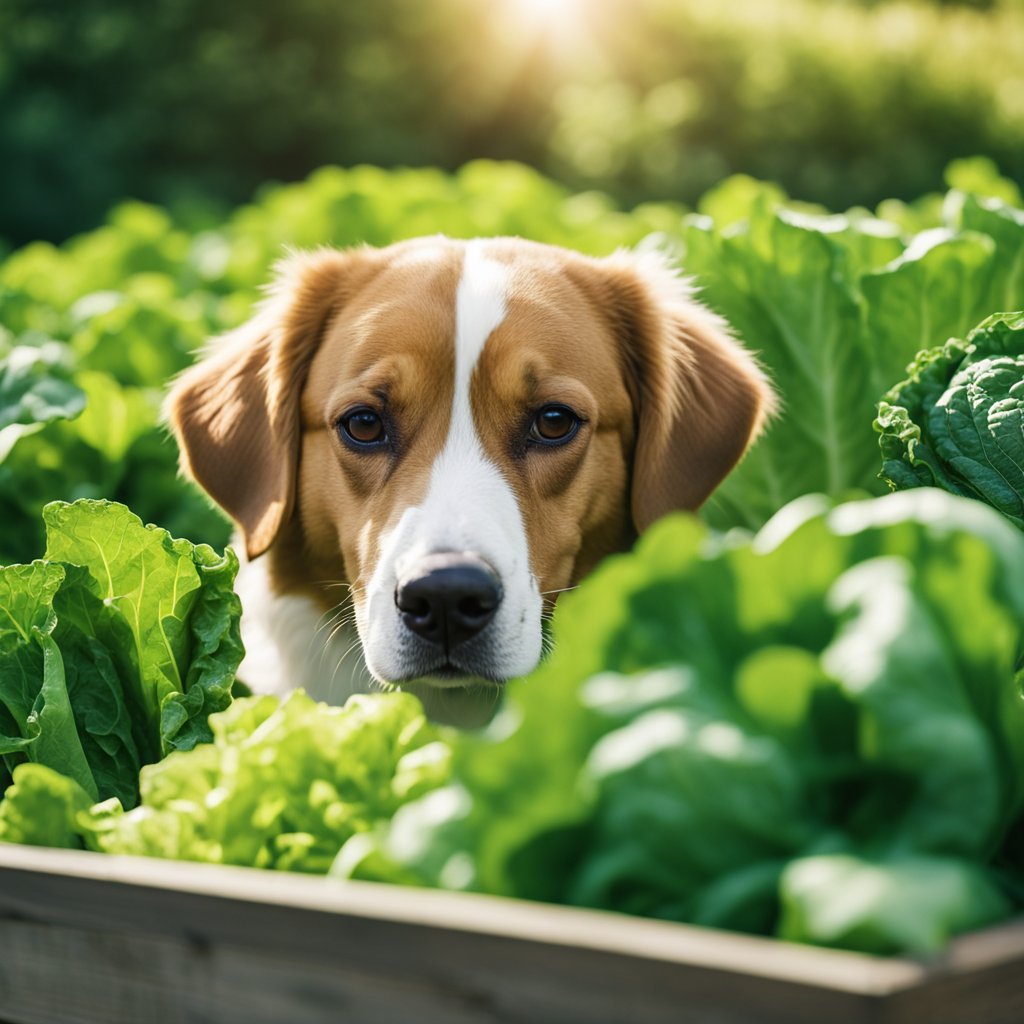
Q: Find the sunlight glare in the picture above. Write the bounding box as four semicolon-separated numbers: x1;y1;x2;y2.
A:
503;0;590;46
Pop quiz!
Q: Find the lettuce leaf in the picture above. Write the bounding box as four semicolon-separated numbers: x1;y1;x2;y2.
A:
83;690;451;873
876;311;1024;528
779;853;1010;955
682;205;876;530
682;183;1024;533
0;762;94;848
0;499;242;810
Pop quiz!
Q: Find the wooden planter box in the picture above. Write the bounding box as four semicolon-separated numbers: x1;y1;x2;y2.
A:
0;843;1021;1024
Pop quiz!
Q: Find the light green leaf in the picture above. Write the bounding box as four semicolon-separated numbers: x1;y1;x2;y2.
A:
43;500;209;746
780;853;1010;955
0;763;93;849
862;230;997;396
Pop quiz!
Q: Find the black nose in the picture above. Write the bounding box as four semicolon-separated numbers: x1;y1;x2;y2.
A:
395;553;503;651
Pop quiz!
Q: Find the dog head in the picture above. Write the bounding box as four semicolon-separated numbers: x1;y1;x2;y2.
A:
168;237;774;716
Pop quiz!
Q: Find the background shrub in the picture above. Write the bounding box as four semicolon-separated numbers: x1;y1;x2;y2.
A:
2;0;1022;245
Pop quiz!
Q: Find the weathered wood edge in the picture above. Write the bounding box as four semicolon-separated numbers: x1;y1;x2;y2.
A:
3;841;1019;1001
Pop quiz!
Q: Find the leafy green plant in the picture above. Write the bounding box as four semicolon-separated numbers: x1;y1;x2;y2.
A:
82;690;450;872
876;311;1024;528
335;489;1024;954
682;173;1024;531
19;489;1021;956
0;500;242;810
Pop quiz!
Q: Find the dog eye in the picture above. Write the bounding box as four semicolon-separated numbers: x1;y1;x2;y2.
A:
338;408;387;447
530;405;580;445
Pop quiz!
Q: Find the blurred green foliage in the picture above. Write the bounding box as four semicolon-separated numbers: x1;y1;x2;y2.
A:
1;0;1022;245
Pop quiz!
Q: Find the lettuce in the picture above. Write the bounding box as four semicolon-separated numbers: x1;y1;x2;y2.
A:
876;311;1024;529
0;499;242;813
681;182;1024;532
7;489;1021;955
83;690;451;873
337;489;1024;954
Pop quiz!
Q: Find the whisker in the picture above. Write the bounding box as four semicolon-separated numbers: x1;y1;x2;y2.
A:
326;634;368;704
308;607;346;661
326;615;357;647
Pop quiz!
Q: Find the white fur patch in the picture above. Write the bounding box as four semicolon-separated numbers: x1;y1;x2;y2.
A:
235;555;367;705
359;241;542;688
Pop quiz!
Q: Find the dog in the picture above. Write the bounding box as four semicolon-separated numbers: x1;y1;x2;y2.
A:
167;236;774;726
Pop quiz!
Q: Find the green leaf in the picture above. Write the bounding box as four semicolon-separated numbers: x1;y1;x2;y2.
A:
159;543;242;753
0;343;85;462
876;311;1024;530
780;853;1010;955
945;157;1023;209
956;195;1024;317
684;209;879;530
861;230;997;396
43;500;216;751
0;763;93;849
51;563;144;807
0;500;242;811
0;563;99;800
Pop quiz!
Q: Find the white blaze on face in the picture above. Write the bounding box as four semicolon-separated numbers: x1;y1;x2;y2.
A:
360;241;543;684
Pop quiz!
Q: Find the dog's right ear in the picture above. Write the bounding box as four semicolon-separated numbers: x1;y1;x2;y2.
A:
166;249;375;560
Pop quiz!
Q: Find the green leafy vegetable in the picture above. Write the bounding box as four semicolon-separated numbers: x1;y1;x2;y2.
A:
337;489;1024;954
876;311;1024;529
779;853;1010;956
83;690;451;873
0;341;85;462
0;499;242;810
682;179;1024;533
0;763;94;849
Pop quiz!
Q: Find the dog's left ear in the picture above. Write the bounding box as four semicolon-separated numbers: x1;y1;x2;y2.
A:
593;250;776;532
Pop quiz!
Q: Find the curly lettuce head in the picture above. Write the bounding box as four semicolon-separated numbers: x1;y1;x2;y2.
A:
875;311;1024;527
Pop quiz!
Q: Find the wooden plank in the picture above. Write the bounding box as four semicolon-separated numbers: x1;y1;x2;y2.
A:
0;844;1021;1024
879;918;1024;1024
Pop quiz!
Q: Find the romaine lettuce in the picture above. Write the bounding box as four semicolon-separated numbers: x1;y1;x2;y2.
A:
0;499;242;812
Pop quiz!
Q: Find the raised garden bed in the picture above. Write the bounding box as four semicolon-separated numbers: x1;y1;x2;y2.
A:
0;844;1022;1024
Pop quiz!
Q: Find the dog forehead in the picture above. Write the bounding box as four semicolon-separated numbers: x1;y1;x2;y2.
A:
301;241;463;412
472;260;625;407
302;238;619;416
